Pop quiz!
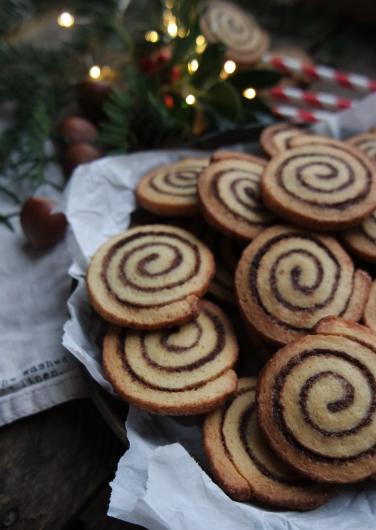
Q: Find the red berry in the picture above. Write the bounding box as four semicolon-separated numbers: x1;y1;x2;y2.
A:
20;197;67;250
170;66;181;81
164;95;174;109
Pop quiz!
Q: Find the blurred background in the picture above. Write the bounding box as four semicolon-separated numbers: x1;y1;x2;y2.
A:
1;0;375;228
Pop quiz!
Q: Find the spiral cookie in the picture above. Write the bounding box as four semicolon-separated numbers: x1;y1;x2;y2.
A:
260;123;304;158
199;0;269;65
235;225;371;346
87;224;215;329
342;208;376;263
261;136;376;230
195;222;243;304
258;317;376;483
198;152;275;241
203;377;332;508
136;157;209;216
364;281;376;333
103;300;238;415
347;133;376;164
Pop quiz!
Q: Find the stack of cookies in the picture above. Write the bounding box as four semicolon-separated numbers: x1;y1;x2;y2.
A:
86;122;376;511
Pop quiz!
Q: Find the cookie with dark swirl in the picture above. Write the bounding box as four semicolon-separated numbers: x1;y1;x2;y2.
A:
364;281;376;333
347;133;376;165
203;377;332;508
260;123;304;158
87;224;215;329
235;225;371;346
258;317;376;483
191;220;244;305
103;300;238;415
199;0;269;65
261;136;376;230
342;208;376;263
136;157;209;216
198;151;275;241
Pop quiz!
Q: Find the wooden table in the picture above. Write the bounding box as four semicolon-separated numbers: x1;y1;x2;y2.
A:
0;395;144;529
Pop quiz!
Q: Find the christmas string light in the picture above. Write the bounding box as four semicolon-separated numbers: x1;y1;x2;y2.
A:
243;87;256;100
219;60;237;80
178;27;189;38
89;65;101;79
57;12;75;28
185;94;196;105
187;59;199;74
223;60;236;74
145;30;160;43
195;35;207;54
167;20;178;38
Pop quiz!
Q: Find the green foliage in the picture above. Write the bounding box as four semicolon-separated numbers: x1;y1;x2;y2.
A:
100;88;130;153
1;0;307;229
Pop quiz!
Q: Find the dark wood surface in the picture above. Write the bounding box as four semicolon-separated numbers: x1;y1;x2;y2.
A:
0;397;144;530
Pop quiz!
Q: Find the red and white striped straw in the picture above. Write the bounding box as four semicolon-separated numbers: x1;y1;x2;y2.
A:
263;53;376;93
267;86;355;111
272;104;335;124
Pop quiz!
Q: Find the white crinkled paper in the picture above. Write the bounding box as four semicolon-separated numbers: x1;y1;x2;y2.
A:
62;96;376;530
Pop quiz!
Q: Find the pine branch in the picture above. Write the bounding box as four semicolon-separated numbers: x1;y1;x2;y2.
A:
100;88;131;153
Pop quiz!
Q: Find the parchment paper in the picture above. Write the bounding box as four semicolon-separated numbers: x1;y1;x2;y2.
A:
62;93;376;530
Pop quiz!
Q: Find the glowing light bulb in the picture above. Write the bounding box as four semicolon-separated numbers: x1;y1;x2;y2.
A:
195;35;207;54
167;21;178;38
89;65;101;80
243;87;257;100
178;27;189;38
223;60;236;74
145;30;160;43
196;35;206;46
187;59;199;74
57;12;75;28
185;94;196;105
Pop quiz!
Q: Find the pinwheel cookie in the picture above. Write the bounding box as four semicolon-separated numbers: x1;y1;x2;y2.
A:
235;225;371;346
198;151;275;241
260;123;304;158
258;318;376;483
193;221;243;305
87;224;215;329
347;132;376;164
136;157;209;216
261;136;376;230
342;208;376;263
203;377;332;509
199;0;269;65
103;300;238;415
364;281;376;333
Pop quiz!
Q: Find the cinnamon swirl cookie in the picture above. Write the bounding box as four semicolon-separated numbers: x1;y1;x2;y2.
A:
103;300;238;415
347;133;376;164
87;225;215;329
342;208;376;263
198;152;275;241
194;222;242;304
235;225;371;346
260;123;304;158
364;281;376;333
203;377;332;508
136;157;209;216
258;318;376;483
199;0;269;65
261;136;376;230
